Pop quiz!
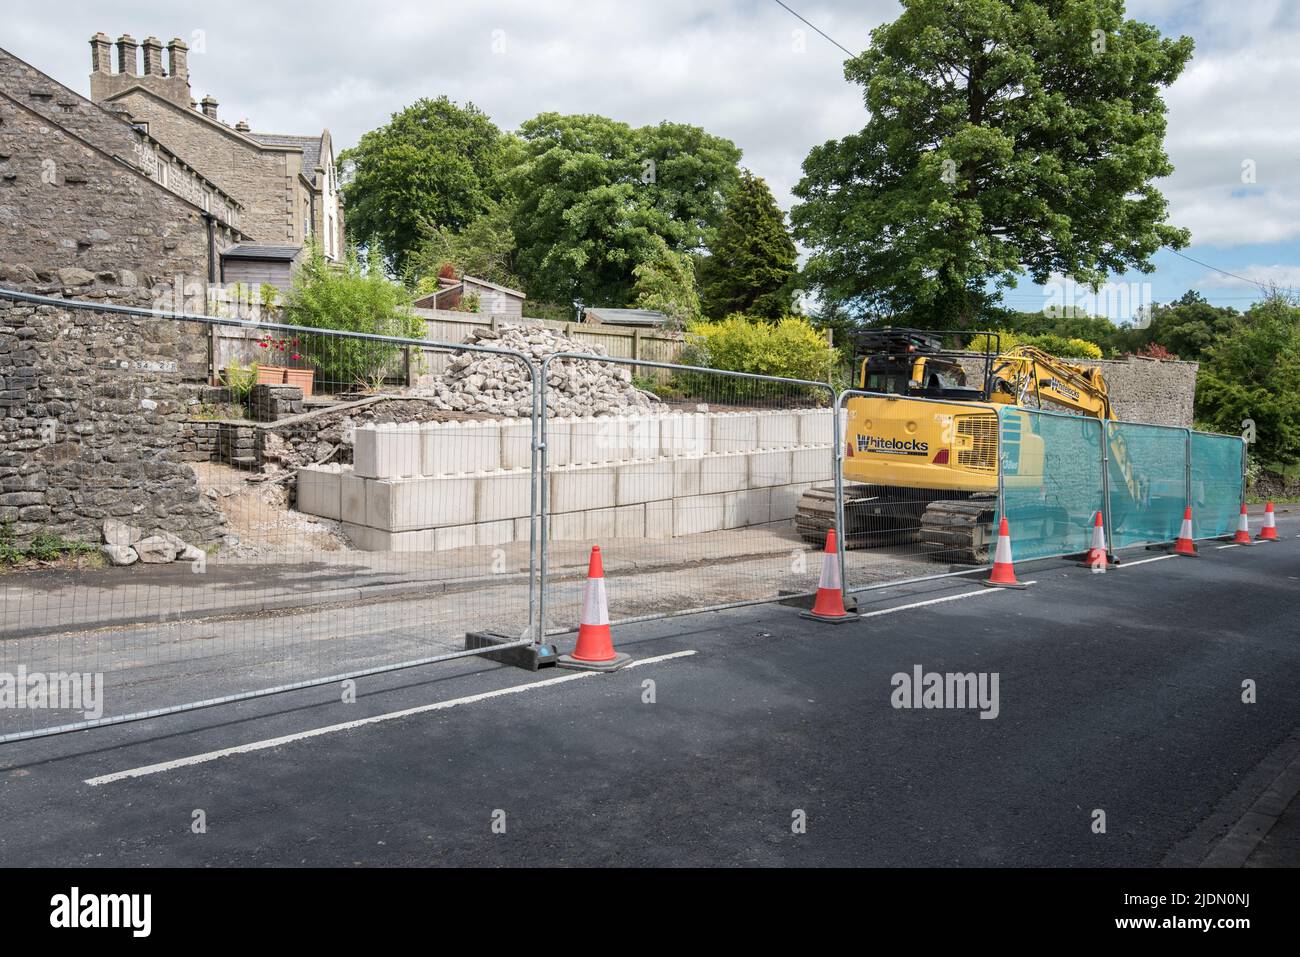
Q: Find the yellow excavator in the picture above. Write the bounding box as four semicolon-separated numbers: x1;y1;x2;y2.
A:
795;327;1122;562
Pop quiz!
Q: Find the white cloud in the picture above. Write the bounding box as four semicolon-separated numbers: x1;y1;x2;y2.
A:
4;0;1296;253
1194;264;1300;290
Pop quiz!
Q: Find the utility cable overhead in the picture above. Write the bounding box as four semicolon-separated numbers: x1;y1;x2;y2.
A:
771;0;857;58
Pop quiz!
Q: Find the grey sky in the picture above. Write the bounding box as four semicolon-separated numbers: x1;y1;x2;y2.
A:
6;0;1300;305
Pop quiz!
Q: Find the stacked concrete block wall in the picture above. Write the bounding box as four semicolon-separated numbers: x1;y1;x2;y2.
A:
295;409;840;551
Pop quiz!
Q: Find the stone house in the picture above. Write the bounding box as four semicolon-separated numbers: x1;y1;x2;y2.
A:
87;32;344;289
0;42;253;549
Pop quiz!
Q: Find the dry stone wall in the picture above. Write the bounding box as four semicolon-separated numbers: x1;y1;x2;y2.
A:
0;287;225;546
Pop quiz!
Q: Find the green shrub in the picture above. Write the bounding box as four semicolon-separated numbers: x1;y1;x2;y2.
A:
283;242;425;392
677;314;834;402
970;330;1102;359
0;522;95;566
222;361;258;400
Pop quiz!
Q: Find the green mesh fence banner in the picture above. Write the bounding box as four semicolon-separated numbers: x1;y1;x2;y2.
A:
1190;432;1245;539
996;409;1105;562
1106;422;1188;549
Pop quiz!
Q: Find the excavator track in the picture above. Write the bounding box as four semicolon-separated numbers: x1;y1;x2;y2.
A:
918;497;996;564
795;484;925;550
796;485;996;564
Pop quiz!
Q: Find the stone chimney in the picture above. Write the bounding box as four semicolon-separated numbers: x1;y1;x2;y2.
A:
234;119;251;133
90;33;113;74
142;36;165;76
200;95;218;120
167;38;188;82
116;34;139;76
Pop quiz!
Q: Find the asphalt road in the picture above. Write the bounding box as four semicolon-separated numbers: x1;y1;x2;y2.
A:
0;520;1297;867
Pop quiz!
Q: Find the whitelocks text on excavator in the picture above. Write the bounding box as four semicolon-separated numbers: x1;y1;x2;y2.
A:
795;327;1131;564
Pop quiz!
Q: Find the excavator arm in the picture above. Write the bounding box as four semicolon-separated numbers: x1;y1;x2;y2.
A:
990;346;1113;419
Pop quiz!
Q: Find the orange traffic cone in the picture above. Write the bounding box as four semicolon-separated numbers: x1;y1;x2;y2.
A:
801;528;856;623
1257;502;1278;541
983;517;1029;588
1231;504;1253;544
557;546;631;671
1172;506;1198;556
1077;511;1113;570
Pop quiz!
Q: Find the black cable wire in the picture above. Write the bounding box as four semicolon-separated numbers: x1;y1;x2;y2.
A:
770;0;857;57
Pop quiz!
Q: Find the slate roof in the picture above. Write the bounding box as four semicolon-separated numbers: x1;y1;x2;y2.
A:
221;244;302;261
249;132;323;180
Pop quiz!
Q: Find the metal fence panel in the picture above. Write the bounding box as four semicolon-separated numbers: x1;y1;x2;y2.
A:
997;408;1106;562
537;354;836;635
1190;431;1245;539
835;389;1005;594
1106;421;1189;549
0;290;541;742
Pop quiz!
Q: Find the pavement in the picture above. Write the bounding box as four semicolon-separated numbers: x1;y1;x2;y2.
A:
0;517;1296;867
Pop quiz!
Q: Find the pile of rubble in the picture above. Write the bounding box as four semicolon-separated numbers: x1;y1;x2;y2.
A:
99;520;206;567
416;323;658;418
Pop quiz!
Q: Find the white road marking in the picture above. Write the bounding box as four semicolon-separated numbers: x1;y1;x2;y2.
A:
85;649;697;786
1116;554;1177;567
857;583;1037;619
1217;544;1243;550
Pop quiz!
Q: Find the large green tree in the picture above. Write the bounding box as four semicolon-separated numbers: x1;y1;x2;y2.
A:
1195;295;1300;469
1119;289;1241;359
631;238;702;327
341;97;507;275
698;169;798;319
791;0;1194;327
410;198;522;291
505;113;740;308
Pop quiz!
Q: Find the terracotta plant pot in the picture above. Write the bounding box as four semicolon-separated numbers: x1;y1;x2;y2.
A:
283;367;315;397
256;364;288;385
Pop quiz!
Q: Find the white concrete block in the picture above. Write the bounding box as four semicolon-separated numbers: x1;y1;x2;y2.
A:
725;487;772;528
626;415;661;460
550;464;616;513
500;419;527;471
699;452;749;494
474;520;515;547
797;410;834;447
792;446;833;483
476;469;534;523
615;504;645;539
593;415;633;463
422;419;502;475
769;482;815;522
513;517;532;541
646;499;674;539
543;418;572;468
585;507;618;541
712;412;759;453
296;467;341;520
353;423;422;479
673;492;727;536
343;524;438;552
548;511;586;542
749;450;793;488
660;413;710;457
758;412;800;449
367;476;476;531
567;417;603;466
435;524;476;551
673;456;702;497
342;522;384;550
617;461;674;505
340;473;368;525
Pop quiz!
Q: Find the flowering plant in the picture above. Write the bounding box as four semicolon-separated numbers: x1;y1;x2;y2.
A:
256;334;304;365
